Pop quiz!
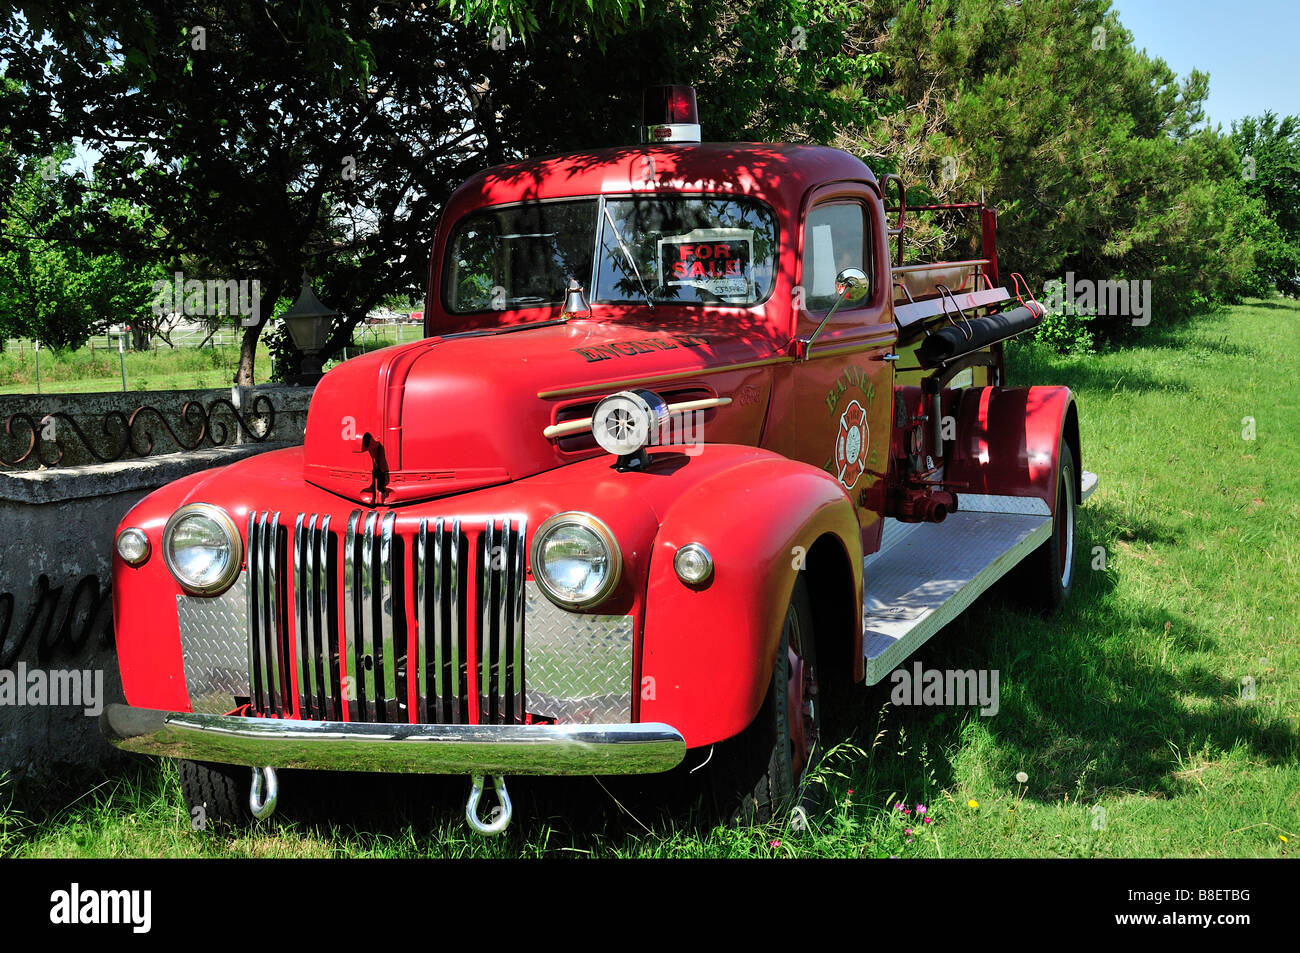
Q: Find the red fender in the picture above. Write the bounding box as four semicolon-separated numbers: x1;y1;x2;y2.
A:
638;455;862;748
946;385;1080;514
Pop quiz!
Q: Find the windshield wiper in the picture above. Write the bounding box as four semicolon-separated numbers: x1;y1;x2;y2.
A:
602;204;656;313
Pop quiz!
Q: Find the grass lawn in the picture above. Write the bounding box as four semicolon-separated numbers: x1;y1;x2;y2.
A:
0;324;424;395
2;299;1296;858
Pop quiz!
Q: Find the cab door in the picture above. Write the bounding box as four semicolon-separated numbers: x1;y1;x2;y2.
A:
788;182;896;554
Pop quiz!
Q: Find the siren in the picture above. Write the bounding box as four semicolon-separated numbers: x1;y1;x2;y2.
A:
641;85;700;144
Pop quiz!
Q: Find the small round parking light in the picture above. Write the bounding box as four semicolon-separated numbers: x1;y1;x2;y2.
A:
674;543;714;585
115;527;151;566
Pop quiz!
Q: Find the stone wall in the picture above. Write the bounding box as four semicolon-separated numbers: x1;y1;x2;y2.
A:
0;385;312;781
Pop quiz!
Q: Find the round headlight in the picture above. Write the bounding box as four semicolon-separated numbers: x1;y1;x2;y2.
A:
674;542;714;585
591;389;669;457
530;512;621;609
115;527;150;566
162;503;242;595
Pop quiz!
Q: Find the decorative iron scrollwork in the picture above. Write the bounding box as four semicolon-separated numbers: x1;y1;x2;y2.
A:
0;396;275;469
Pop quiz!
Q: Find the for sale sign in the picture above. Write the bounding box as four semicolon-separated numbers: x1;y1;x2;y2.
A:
658;228;754;300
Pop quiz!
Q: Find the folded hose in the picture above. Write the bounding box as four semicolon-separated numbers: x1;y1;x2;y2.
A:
917;304;1044;367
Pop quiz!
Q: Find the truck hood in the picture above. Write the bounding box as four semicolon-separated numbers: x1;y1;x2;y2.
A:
302;319;779;505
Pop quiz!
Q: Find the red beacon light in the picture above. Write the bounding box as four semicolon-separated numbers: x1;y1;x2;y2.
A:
641;85;701;144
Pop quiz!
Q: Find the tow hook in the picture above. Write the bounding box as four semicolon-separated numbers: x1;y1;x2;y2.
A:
249;766;279;820
465;774;512;835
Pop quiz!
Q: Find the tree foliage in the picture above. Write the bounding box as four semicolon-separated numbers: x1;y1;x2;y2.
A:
1;0;1293;372
839;0;1283;337
3;0;882;380
1232;112;1300;297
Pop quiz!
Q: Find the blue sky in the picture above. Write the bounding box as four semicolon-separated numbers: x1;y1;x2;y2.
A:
1111;0;1299;130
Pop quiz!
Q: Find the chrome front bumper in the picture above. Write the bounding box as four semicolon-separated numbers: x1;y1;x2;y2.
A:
101;704;686;776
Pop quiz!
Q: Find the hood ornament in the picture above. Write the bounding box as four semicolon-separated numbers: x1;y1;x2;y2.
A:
350;431;388;503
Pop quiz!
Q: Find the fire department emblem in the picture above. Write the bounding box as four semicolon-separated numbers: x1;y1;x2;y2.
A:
835;399;869;489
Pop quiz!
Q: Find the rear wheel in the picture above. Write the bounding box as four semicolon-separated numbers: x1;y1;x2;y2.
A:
1024;443;1077;612
179;759;253;831
706;577;821;825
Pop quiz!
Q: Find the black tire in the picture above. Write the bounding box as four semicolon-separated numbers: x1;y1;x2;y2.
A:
705;577;821;825
1023;442;1078;612
180;759;254;831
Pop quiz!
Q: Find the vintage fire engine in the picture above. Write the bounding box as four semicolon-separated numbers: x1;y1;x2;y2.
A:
103;87;1096;833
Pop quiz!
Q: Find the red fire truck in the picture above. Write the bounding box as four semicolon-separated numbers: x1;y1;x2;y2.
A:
104;86;1096;833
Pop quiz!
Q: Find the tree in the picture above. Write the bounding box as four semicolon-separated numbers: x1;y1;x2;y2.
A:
1232;112;1300;297
0;145;160;350
3;0;884;381
839;0;1278;333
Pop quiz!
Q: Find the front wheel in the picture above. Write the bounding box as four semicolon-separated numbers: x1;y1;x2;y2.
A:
179;759;254;831
705;577;821;825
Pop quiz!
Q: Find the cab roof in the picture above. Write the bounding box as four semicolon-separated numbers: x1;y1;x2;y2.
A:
441;142;878;223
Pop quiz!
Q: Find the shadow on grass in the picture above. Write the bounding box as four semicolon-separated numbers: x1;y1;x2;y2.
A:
1233;299;1296;312
1006;343;1190;397
848;504;1296;809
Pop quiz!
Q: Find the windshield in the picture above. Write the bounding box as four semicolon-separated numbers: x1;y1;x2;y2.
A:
443;196;778;313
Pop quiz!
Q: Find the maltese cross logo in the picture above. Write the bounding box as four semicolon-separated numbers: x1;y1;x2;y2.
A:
835;399;869;489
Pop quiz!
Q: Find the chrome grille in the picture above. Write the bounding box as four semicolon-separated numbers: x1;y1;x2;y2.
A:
239;509;624;726
477;517;527;724
343;511;407;722
293;514;340;720
414;518;468;724
247;510;290;716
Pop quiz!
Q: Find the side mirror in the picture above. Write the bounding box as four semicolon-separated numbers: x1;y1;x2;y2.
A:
802;267;870;358
835;267;870;303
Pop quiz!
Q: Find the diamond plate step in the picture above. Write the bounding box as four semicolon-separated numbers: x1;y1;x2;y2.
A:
861;510;1050;685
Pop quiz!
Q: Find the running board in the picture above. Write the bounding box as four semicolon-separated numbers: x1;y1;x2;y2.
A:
862;510;1050;684
860;472;1097;684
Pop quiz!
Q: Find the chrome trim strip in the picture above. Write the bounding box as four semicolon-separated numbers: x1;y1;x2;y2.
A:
103;705;687;776
480;518;496;722
542;396;733;439
415;518;428;723
254;512;280;714
246;511;260;711
434;520;449;722
379;511;397;720
360;511;378;720
511;516;526;721
317;515;336;719
267;511;282;714
343;510;360;711
294;514;309;718
449;518;462;724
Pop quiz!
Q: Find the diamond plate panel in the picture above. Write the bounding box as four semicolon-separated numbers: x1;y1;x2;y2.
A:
177;575;250;714
957;493;1051;516
524;581;633;723
861;511;1050;684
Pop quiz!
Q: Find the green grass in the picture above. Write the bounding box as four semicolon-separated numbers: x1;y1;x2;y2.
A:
0;339;273;394
3;299;1297;857
0;324;423;395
